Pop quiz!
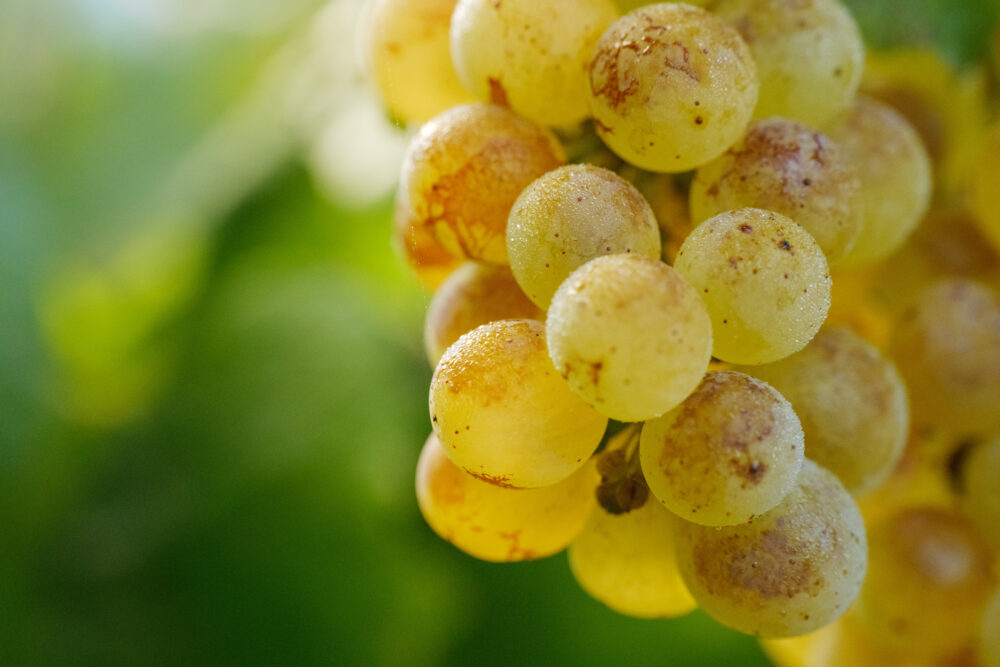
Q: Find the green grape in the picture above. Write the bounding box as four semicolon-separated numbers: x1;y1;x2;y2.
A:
980;587;1000;667
586;3;758;172
430;319;607;488
673;208;831;365
392;187;462;290
890;279;1000;435
400;103;565;265
712;0;864;129
971;122;1000;254
450;0;618;127
363;0;475;123
827;95;932;267
546;254;712;422
674;459;867;638
958;435;1000;553
689;118;863;264
506;164;661;309
739;326;909;496
855;508;994;657
424;263;543;366
416;433;598;562
639;370;804;526
568;490;697;618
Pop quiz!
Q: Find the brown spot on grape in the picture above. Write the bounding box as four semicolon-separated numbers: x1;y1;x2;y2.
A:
488;77;509;107
695;116;703;125
466;469;516;488
740;224;752;233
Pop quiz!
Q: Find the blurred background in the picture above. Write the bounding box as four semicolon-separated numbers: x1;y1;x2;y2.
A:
1;0;997;664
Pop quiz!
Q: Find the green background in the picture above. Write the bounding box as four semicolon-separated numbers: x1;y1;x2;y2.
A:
0;0;996;664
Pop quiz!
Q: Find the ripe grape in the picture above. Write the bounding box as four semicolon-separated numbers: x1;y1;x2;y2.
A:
363;0;474;123
957;435;1000;553
392;190;462;290
673;208;831;364
506;164;661;309
827;95;932;267
424;263;543;366
546;254;712;422
855;507;994;657
740;326;909;495
430;319;607;488
586;3;758;172
639;370;804;526
568;490;696;618
689;118;863;264
416;433;597;561
712;0;864;128
399;103;565;265
674;459;868;638
450;0;618;127
890;279;1000;435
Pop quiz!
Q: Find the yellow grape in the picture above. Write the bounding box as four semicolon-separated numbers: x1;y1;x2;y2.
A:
855;507;994;658
674;459;867;638
827;95;932;267
424;263;543;366
739;326;909;496
639;371;804;526
400;103;565;264
450;0;618;127
568;492;696;619
890;279;1000;435
416;433;597;561
363;0;475;123
586;3;758;172
506;164;661;309
392;189;462;290
712;0;864;128
430;319;607;488
959;435;1000;553
546;254;712;422
689;118;863;264
674;208;831;365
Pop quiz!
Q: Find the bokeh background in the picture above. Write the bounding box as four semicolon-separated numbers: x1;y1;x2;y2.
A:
1;0;998;664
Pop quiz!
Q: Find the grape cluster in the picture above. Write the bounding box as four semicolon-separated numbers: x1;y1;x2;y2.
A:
362;0;1000;662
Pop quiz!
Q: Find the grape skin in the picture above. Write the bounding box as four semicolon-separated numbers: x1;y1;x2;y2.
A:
689;118;863;264
430;319;607;488
639;371;805;526
506;164;661;309
416;433;598;562
424;263;543;366
546;254;713;422
450;0;619;127
673;208;832;365
674;459;867;638
399;103;565;265
392;188;462;290
586;3;758;172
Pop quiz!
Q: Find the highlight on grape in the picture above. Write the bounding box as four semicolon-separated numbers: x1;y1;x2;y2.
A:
361;0;1000;664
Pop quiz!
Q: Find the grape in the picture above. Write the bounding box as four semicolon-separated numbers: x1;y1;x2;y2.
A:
981;587;1000;667
586;3;758;172
506;164;661;309
363;0;474;123
392;189;462;290
958;435;1000;553
689;118;863;264
971;122;1000;254
568;489;696;618
450;0;618;127
430;319;607;488
424;263;543;366
416;433;597;562
739;326;909;496
546;254;712;422
673;208;831;365
712;0;864;129
674;459;867;638
639;370;804;526
826;95;932;267
399;103;565;265
890;279;1000;435
855;507;994;657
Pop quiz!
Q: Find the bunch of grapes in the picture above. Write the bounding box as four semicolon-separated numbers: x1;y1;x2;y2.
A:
361;0;1000;663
